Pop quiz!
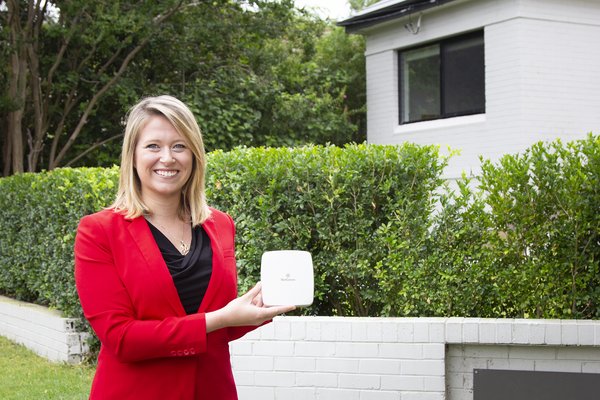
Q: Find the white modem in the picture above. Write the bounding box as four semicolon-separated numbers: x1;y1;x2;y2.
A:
260;250;314;307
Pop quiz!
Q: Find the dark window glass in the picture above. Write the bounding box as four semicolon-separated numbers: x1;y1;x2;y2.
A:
399;31;485;124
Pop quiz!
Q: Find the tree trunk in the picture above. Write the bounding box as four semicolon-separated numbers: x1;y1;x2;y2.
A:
5;0;30;175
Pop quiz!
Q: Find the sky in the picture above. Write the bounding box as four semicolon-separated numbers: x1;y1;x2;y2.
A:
294;0;354;21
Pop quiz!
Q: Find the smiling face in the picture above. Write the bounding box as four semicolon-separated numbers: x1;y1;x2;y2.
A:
134;115;193;204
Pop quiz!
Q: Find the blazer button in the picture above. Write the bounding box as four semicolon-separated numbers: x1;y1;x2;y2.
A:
184;349;189;355
170;351;177;356
177;350;183;356
190;349;196;355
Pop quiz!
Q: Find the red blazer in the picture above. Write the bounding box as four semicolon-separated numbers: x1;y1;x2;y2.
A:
75;207;255;399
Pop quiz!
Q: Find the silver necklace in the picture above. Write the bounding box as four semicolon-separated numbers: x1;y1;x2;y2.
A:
148;216;190;255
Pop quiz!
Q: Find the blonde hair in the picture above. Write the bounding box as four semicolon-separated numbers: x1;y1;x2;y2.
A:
110;95;211;226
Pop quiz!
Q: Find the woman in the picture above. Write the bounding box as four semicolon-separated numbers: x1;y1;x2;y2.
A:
74;95;294;399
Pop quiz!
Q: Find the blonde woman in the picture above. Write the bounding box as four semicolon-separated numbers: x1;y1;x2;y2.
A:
75;95;293;399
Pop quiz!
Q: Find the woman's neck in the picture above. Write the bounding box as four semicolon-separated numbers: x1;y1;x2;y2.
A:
142;192;182;221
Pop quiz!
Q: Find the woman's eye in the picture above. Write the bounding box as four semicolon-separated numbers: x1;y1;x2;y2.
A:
173;144;186;151
145;144;159;150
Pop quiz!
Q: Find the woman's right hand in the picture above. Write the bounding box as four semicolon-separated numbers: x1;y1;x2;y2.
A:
206;282;295;332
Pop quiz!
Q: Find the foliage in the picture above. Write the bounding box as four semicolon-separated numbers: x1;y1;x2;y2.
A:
206;143;445;316
1;137;599;360
1;0;366;175
376;134;600;319
0;167;119;322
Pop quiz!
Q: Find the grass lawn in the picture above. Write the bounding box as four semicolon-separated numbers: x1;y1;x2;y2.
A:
0;335;94;399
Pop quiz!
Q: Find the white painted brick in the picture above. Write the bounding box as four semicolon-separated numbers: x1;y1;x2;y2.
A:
578;321;595;345
317;358;360;373
582;362;600;373
290;320;307;341
254;371;296;387
253;341;294;356
561;320;579;345
397;321;415;342
359;359;402;374
380;375;424;391
379;343;422;359
339;374;381;390
401;391;445;400
414;322;429;342
508;346;556;360
446;319;463;343
429;322;445;342
316;388;360;400
296;372;338;388
233;371;255;386
462;322;479;343
511;321;532;344
295;341;336;357
306;320;321;340
274;387;316;399
556;347;600;361
401;360;445;376
274;320;291;340
495;321;513;343
534;359;583;373
359;390;401;400
424;376;446;392
381;322;398;342
230;340;252;355
544;322;562;345
422;343;445;360
595;325;600;346
258;322;276;340
336;342;379;358
237;386;275;400
231;355;274;371
274;356;316;372
352;322;368;341
447;388;473;400
367;322;384;342
507;359;536;370
478;320;496;343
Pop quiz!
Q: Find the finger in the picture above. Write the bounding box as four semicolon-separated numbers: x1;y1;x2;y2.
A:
242;282;262;300
267;305;296;316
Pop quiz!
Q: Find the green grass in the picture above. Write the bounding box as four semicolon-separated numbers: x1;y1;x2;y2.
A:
0;335;94;399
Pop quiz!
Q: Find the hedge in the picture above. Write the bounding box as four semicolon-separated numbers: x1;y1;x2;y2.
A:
0;137;599;331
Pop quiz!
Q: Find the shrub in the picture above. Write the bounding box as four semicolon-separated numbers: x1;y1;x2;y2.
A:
206;143;446;316
0;167;119;323
375;134;600;319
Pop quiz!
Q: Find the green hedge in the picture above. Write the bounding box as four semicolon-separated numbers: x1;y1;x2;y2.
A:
376;134;600;319
1;137;599;327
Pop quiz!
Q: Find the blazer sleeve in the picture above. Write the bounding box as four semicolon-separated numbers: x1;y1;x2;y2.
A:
74;214;207;363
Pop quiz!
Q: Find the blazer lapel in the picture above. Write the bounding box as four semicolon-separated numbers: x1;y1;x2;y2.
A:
128;216;186;316
198;215;226;312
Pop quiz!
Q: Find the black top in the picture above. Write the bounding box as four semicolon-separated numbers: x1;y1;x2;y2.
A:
146;221;213;315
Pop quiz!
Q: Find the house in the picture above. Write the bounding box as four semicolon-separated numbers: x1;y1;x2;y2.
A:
339;0;600;179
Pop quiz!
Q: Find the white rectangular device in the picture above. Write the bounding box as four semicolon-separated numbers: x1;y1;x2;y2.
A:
260;250;314;307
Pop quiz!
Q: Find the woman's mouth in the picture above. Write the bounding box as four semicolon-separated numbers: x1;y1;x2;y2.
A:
154;169;178;177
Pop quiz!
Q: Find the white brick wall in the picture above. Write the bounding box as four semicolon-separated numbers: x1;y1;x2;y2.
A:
0;295;89;363
231;317;600;400
358;0;600;179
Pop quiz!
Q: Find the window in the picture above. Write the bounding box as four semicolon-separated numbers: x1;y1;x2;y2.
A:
399;31;485;124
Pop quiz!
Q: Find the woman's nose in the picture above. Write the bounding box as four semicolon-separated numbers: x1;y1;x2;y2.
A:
159;149;175;164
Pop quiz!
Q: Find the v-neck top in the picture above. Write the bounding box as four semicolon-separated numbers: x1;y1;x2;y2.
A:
146;221;213;314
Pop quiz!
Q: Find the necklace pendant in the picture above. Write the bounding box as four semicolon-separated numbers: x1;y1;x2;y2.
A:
180;240;190;256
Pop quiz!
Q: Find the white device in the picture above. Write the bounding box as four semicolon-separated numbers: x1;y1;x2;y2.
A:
260;250;314;307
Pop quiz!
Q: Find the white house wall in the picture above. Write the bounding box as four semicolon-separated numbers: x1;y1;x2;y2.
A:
361;0;600;179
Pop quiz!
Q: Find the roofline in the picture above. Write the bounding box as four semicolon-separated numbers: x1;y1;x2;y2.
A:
338;0;459;34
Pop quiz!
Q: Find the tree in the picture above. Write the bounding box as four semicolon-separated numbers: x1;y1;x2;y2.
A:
1;0;367;174
1;0;186;175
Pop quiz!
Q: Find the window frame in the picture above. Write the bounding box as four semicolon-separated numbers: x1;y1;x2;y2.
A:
398;30;485;125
